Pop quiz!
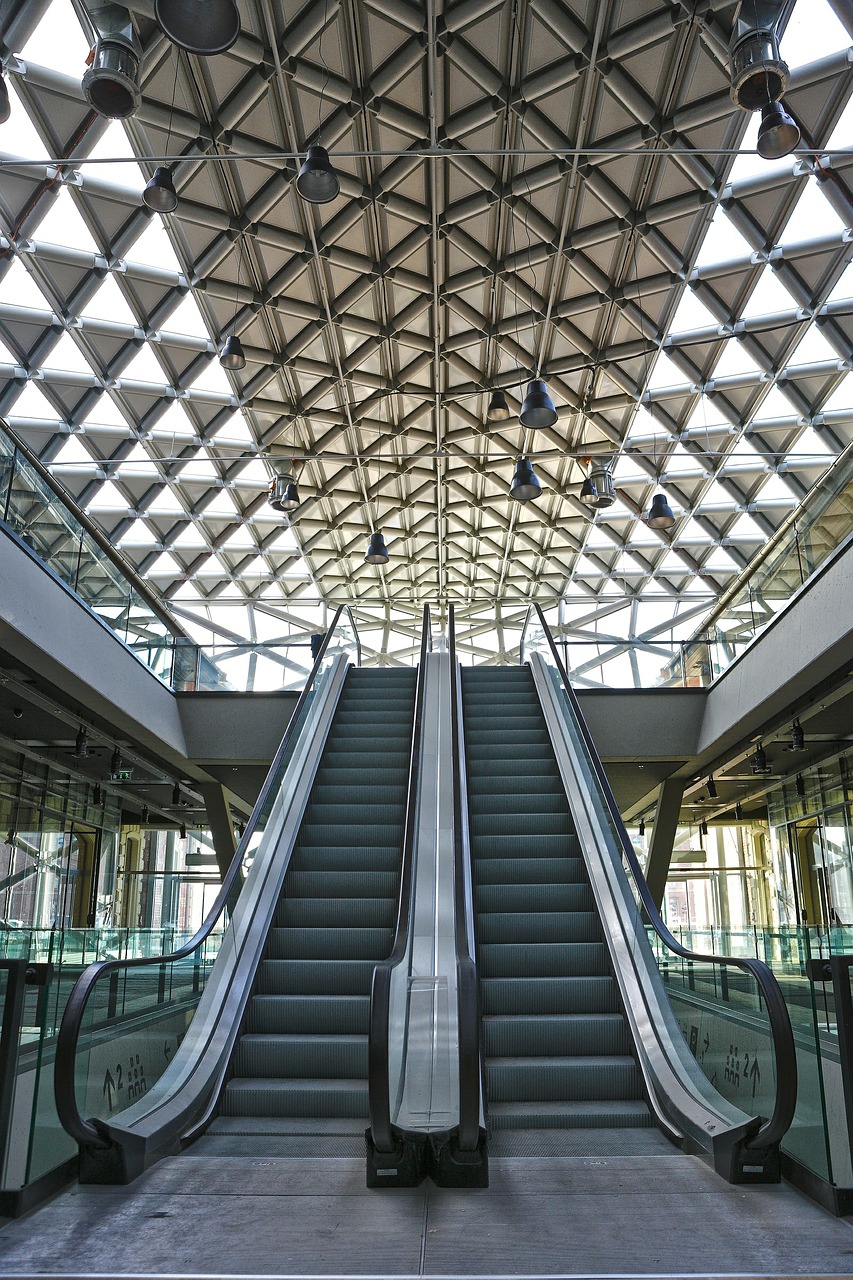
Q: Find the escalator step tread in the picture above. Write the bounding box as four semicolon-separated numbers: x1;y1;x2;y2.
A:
488;1101;655;1130
471;834;580;856
484;1013;631;1056
287;848;401;872
471;813;575;836
285;871;398;896
476;884;594;911
258;959;377;995
480;941;608;977
247;995;369;1035
276;898;395;928
220;1078;369;1119
265;926;393;960
234;1034;368;1078
478;912;602;943
482;976;618;1014
474;857;587;885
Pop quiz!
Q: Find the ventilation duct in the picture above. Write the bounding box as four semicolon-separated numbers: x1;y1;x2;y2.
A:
729;0;789;111
81;3;142;119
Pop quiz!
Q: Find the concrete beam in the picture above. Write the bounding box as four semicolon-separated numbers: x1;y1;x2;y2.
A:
644;777;686;911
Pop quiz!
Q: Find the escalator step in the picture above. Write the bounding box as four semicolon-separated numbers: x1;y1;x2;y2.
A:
258;958;376;995
476;883;594;912
468;788;566;811
478;911;601;944
309;784;407;805
482;976;618;1015
471;833;580;857
466;729;552;746
471;812;574;837
234;1034;368;1079
265;927;393;960
297;823;403;847
484;1013;631;1057
288;848;401;873
220;1078;368;1118
488;1100;655;1130
303;803;407;825
276;897;395;929
480;941;608;978
487;1055;644;1102
467;756;563;777
285;870;398;897
474;857;587;885
247;995;369;1035
467;773;562;795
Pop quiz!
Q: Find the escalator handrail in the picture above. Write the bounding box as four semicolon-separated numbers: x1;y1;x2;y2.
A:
55;605;359;1147
521;602;797;1150
368;606;431;1153
447;604;483;1152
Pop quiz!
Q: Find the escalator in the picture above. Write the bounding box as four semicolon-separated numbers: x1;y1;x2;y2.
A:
452;604;797;1182
461;665;652;1137
209;667;416;1151
53;609;430;1181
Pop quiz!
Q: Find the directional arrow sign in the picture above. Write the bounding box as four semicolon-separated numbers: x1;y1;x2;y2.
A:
750;1057;761;1099
103;1068;117;1112
164;1040;172;1062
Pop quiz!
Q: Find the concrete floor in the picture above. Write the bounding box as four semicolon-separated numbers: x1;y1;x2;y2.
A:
2;1137;853;1279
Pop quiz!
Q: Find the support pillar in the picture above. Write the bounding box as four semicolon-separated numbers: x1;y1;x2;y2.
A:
645;777;685;912
199;782;237;883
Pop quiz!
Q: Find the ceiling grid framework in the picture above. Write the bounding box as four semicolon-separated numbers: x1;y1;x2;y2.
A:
0;0;851;680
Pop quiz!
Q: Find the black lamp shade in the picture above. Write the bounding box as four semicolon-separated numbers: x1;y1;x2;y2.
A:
0;74;10;126
579;477;598;506
364;531;389;564
647;493;675;528
143;166;178;212
155;0;240;55
519;379;557;429
757;101;800;160
487;390;511;422
74;728;89;759
281;481;300;511
220;334;246;370
296;145;340;204
509;457;541;502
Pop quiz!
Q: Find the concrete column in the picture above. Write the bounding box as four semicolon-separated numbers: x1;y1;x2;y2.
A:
645;777;686;911
199;782;237;882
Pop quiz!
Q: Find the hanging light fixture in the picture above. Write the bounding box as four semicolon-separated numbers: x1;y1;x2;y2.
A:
296;145;340;204
757;101;800;159
179;822;187;840
519;379;558;429
707;775;717;799
0;72;10;126
638;818;645;837
220;333;246;371
364;531;390;564
796;774;806;798
791;720;805;751
751;745;772;775
74;727;89;760
110;747;122;779
487;390;511;422
155;0;240;55
699;819;708;838
268;467;300;513
143;165;178;213
646;493;676;529
141;805;149;824
172;779;181;806
734;801;743;820
509;457;541;503
93;784;103;807
580;460;615;510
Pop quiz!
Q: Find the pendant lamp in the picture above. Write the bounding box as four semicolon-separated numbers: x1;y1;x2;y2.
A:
220;334;246;371
487;390;511;422
646;493;675;529
155;0;240;55
143;166;178;212
509;457;541;502
296;145;340;204
364;531;389;564
757;101;800;160
519;379;557;429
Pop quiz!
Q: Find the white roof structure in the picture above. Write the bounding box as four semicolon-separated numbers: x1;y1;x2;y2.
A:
1;0;852;683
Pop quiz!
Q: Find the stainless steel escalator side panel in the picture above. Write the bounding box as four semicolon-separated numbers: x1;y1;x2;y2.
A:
92;654;351;1166
529;652;756;1159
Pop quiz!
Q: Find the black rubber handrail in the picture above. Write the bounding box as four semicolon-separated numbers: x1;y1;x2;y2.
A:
447;604;484;1152
521;602;797;1150
368;606;431;1153
55;605;360;1147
